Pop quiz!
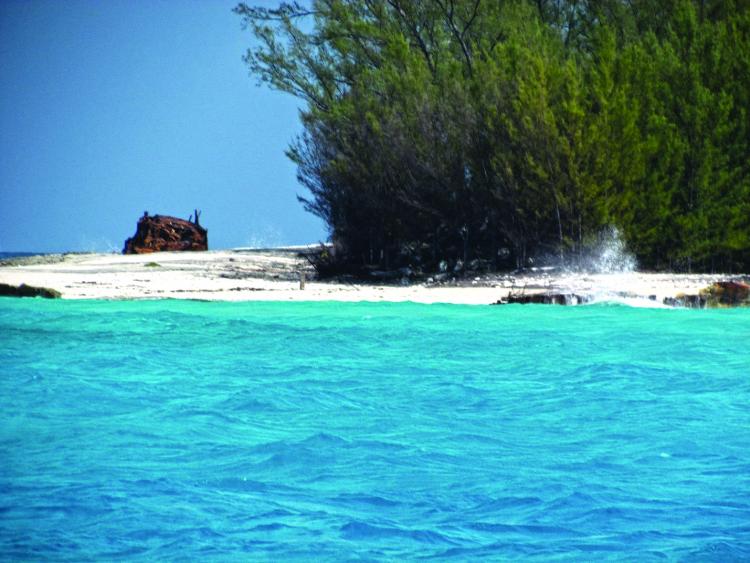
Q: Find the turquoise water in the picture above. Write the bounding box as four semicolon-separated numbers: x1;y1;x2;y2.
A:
1;298;749;560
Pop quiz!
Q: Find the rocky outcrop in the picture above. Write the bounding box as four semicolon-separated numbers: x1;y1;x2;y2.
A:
494;279;750;308
0;283;61;298
700;280;750;307
661;280;750;308
497;293;589;305
123;211;207;254
662;293;706;308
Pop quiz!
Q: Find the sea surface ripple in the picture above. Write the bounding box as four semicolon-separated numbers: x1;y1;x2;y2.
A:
1;299;749;560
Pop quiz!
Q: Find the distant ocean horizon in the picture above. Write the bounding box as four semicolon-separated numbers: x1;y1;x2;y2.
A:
0;247;318;259
0;252;46;259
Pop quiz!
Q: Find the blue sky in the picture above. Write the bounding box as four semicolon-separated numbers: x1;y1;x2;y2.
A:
0;0;326;252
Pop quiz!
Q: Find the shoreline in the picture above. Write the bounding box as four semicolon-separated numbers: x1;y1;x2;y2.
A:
0;249;746;306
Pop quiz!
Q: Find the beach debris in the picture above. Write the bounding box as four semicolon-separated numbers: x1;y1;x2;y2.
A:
0;282;61;299
123;211;208;254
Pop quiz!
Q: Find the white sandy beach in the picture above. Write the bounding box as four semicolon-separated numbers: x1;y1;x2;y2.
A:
0;249;743;305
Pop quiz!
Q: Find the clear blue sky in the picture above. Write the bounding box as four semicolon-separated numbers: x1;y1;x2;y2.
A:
0;0;326;253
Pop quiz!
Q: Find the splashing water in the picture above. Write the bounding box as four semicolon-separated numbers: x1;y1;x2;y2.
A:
245;225;283;250
571;227;641;304
532;227;636;275
534;227;643;306
591;226;637;273
578;226;637;274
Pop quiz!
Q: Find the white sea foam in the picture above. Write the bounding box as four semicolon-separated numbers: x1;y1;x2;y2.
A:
550;228;672;307
576;226;637;274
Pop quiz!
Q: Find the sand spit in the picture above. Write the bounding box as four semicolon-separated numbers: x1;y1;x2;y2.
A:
0;249;745;305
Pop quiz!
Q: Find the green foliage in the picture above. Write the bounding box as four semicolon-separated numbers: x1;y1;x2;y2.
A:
236;0;750;273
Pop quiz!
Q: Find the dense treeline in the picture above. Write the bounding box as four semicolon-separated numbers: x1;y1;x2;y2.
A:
236;0;750;273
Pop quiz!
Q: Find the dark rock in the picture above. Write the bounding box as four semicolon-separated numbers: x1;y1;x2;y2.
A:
663;294;706;308
123;212;207;254
498;293;589;305
0;283;61;299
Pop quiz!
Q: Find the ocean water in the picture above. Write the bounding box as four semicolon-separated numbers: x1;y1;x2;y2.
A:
1;299;749;561
0;252;42;260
